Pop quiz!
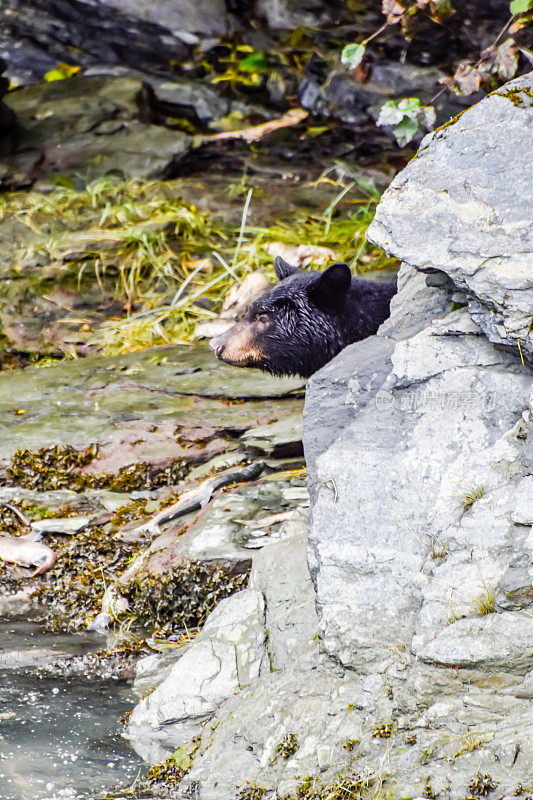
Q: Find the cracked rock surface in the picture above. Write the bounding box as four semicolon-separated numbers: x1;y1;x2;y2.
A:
123;77;533;799
367;71;533;362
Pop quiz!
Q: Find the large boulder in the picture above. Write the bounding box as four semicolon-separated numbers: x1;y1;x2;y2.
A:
307;303;532;671
99;0;228;37
2;75;192;184
125;588;267;763
123;74;533;799
367;71;533;362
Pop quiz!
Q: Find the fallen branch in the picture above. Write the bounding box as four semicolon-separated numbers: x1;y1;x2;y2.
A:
206;108;308;143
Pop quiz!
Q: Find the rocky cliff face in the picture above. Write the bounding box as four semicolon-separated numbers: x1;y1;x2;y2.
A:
125;73;533;799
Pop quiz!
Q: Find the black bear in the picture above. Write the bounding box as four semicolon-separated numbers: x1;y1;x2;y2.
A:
209;257;396;377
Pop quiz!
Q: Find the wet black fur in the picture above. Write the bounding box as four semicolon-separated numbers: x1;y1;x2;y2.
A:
244;258;396;378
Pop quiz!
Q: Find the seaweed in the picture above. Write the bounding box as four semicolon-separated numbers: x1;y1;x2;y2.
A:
4;444;189;492
121;559;250;637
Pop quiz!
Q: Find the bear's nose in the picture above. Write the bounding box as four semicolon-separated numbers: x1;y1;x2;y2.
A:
209;337;223;357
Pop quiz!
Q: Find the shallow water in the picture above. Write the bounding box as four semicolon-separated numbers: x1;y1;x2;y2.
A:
0;620;143;800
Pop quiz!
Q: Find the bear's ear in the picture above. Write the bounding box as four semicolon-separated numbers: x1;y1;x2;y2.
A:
308;263;351;307
274;256;298;281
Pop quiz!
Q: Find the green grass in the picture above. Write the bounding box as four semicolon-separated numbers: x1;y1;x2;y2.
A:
0;175;397;356
471;585;496;616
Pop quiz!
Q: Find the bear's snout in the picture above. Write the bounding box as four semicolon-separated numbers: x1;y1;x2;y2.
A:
209;322;264;367
209;336;224;357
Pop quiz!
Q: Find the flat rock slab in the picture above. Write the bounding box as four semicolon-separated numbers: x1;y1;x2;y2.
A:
0;343;303;467
367;72;533;360
416;611;533;669
240;414;304;458
132;479;307;575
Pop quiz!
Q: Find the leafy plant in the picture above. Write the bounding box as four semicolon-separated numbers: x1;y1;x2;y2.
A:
510;0;532;14
377;97;436;146
274;731;299;760
341;43;366;70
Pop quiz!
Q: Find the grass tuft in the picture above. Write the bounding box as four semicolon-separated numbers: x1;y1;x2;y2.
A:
0;175;397;357
458;484;486;513
471;586;496;616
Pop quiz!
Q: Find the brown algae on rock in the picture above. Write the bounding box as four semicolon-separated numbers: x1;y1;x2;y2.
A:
5;444;189;492
121;560;250;637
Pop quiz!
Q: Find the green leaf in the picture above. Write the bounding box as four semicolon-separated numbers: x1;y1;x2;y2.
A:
341;43;366;71
377;100;405;126
510;0;532;13
397;96;421;116
393;116;419;146
238;51;268;72
430;0;453;21
44;63;81;81
44;69;67;82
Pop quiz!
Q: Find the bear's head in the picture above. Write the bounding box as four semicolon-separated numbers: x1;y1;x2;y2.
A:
209;256;352;377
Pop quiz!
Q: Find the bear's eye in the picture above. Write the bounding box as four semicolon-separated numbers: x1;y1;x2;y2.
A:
257;313;270;325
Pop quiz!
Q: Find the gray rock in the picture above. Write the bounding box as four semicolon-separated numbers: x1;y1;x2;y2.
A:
512;476;533;525
298;57;475;130
249;517;317;671
378;262;454;341
30;517;93;535
416;612;533;668
99;0;228;38
255;0;330;30
132;646;194;699
497;560;533;611
0;343;303;464
0;0;228;86
525;386;533;472
134;479;304;573
303;335;394;492
122;72;533;800
4;75;192;183
308;310;531;669
367;72;533;361
125;589;266;762
153;79;228;122
240;414;303;459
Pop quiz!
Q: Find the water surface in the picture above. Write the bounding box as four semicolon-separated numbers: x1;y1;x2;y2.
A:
0;619;143;800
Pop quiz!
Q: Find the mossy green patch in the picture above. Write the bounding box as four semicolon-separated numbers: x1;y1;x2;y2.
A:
237;785;267;800
468;773;498;796
497;87;533;107
372;723;393;739
285;769;378;800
